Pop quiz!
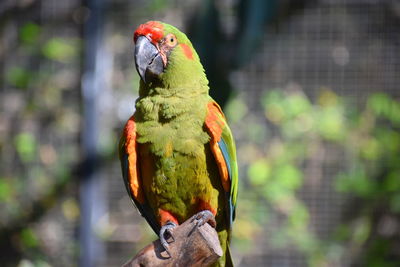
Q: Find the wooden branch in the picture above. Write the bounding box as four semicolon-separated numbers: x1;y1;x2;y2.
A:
122;214;223;267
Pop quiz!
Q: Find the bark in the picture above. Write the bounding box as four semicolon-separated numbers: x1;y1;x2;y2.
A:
122;214;222;267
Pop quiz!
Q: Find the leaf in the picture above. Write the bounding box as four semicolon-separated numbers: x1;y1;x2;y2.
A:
20;228;39;248
42;38;78;63
335;166;375;197
383;170;400;192
367;93;400;125
360;137;381;160
316;106;345;141
19;22;41;44
6;67;32;88
248;159;271;186
0;178;13;202
368;93;391;116
318;89;339;107
389;193;400;213
262;90;286;124
352;217;371;245
225;97;248;124
274;164;303;190
62;198;80;222
14;133;37;162
286;92;311;117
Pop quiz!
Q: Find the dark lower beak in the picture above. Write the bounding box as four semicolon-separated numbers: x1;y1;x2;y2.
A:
134;36;164;83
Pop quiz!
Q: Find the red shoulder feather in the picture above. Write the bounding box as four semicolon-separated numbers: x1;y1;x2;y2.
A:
205;102;231;192
121;116;145;203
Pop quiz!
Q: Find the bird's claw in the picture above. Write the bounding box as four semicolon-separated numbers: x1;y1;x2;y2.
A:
193;210;216;228
159;221;177;257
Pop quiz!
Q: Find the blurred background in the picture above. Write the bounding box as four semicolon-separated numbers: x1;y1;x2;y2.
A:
1;0;400;266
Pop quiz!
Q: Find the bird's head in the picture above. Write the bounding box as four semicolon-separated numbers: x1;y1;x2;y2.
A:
133;21;206;88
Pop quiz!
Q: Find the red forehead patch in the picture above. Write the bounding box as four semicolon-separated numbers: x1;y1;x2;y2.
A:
134;21;164;44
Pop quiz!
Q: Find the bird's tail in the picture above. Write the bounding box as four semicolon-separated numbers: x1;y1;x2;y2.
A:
225;243;234;267
213;228;234;267
211;242;234;267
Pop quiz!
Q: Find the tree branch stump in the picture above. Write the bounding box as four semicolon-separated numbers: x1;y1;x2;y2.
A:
122;214;223;267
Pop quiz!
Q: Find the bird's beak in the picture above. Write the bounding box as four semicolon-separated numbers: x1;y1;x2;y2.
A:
134;36;164;83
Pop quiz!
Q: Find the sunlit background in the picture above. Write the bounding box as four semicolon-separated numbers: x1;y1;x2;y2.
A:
1;0;400;266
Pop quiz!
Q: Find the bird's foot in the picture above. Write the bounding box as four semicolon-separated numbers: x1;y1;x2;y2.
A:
159;221;177;257
193;210;217;228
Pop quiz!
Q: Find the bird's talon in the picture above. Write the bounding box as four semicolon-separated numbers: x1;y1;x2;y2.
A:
159;221;177;257
194;210;216;228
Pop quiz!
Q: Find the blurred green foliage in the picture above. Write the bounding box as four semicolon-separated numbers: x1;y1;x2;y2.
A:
14;132;37;162
1;20;82;266
3;3;400;266
6;67;33;89
19;22;41;44
42;38;79;63
229;89;400;266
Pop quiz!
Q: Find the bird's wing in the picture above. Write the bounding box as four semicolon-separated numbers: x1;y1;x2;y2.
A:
204;100;238;228
119;115;160;233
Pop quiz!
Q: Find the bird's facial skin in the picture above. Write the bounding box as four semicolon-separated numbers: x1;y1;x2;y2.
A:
134;21;178;83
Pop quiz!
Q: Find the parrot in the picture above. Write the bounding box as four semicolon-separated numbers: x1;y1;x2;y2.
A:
119;21;238;267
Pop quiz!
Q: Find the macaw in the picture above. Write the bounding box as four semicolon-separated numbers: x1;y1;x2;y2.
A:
119;21;238;267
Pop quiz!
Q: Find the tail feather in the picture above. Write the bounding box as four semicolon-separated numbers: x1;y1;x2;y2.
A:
212;228;234;267
225;243;234;267
211;242;234;267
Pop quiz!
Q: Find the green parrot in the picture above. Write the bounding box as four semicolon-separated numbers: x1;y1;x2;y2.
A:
119;21;238;267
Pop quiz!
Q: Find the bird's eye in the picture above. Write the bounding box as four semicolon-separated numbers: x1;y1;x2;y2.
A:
165;34;177;47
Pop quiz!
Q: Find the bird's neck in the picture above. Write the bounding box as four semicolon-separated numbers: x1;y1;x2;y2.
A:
136;76;210;121
135;88;209;123
134;84;211;156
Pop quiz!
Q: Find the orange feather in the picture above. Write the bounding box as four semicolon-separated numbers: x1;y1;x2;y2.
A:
205;102;231;192
123;116;145;203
